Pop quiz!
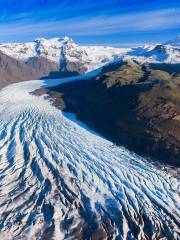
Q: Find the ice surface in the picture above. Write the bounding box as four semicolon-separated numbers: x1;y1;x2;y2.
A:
0;74;179;239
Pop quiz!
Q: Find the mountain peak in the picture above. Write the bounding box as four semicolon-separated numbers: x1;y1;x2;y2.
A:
0;37;179;74
62;36;71;41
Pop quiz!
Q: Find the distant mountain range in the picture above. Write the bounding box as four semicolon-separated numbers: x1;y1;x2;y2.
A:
0;36;179;87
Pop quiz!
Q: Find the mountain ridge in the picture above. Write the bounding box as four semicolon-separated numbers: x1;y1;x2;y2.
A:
0;50;66;88
0;36;179;75
0;36;179;89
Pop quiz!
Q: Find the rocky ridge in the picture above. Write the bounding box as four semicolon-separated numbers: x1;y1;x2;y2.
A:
35;61;180;166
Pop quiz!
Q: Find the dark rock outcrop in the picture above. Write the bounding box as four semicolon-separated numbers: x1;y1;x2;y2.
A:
0;51;41;88
38;62;180;166
0;51;79;89
26;56;59;77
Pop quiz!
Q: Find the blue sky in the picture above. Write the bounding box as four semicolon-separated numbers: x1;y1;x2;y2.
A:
0;0;179;46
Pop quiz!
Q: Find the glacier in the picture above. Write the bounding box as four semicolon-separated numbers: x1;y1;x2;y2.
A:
0;74;179;239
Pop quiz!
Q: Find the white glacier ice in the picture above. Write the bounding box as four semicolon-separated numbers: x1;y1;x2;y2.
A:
0;73;179;239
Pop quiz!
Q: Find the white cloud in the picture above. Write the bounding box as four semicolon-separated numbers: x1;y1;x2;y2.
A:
0;8;179;41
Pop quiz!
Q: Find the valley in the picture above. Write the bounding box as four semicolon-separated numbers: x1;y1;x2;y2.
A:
37;61;180;166
0;36;179;240
0;75;179;239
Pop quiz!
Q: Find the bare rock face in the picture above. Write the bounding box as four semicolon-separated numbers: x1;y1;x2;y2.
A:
0;51;40;88
0;51;64;88
0;51;79;89
27;56;59;77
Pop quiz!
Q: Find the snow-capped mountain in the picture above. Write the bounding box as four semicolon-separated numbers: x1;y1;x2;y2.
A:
124;43;180;64
0;36;179;74
0;37;129;73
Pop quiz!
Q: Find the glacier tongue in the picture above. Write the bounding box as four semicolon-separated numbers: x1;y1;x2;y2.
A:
0;77;179;240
